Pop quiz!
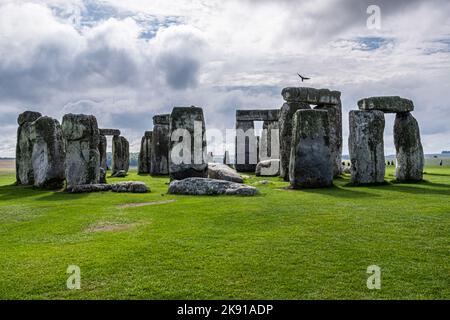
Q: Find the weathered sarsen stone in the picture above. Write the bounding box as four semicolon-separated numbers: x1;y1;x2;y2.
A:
169;106;208;180
282;87;341;105
62;114;101;190
138;131;152;174
29;116;65;189
98;134;107;183
358;96;414;113
394;112;424;182
315;99;343;177
151;114;170;175
208;163;243;183
279;101;311;181
99;129;121;136
168;177;258;196
289;110;333;188
256;159;280;177
348;110;385;185
235;119;257;172
112;136;129;176
16;111;42;185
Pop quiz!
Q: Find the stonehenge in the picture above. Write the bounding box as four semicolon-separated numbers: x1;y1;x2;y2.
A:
138;131;152;174
112;135;130;176
169;106;208;180
289;109;333;188
150;114;170;175
16;111;42;185
348;110;386;185
13;91;425;195
62;114;101;190
394;112;424;181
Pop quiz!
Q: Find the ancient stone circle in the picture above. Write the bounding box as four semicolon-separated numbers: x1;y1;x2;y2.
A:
15;87;425;195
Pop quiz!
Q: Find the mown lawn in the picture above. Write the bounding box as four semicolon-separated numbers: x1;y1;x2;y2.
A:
0;166;448;300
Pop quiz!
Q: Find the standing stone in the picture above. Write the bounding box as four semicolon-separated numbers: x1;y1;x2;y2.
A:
62;114;100;190
29;116;66;189
259;121;280;161
169;106;208;180
279;102;311;181
289;110;333;188
315;99;343;177
235;120;257;172
151;114;170;175
112;136;129;176
394;112;424;182
98;134;107;183
16;111;42;185
348;110;385;185
223;150;231;165
138;131;152;174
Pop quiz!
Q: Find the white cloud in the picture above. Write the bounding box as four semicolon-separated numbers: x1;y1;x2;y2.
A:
0;0;449;158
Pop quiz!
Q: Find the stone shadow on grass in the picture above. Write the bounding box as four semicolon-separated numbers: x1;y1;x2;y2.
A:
0;184;51;201
34;191;91;202
388;180;450;196
281;184;379;199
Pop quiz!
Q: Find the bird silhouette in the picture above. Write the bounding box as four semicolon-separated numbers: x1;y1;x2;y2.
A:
297;73;310;82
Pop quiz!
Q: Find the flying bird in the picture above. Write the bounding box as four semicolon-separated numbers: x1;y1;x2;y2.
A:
297;73;310;82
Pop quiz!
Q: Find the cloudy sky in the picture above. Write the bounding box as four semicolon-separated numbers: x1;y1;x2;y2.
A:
0;0;449;157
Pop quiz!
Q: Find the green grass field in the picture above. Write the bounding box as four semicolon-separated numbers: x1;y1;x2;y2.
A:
0;165;448;300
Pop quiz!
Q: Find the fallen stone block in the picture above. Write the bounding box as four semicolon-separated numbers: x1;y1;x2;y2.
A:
111;181;149;193
168;177;258;196
255;159;280;177
208;163;243;183
112;170;127;178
